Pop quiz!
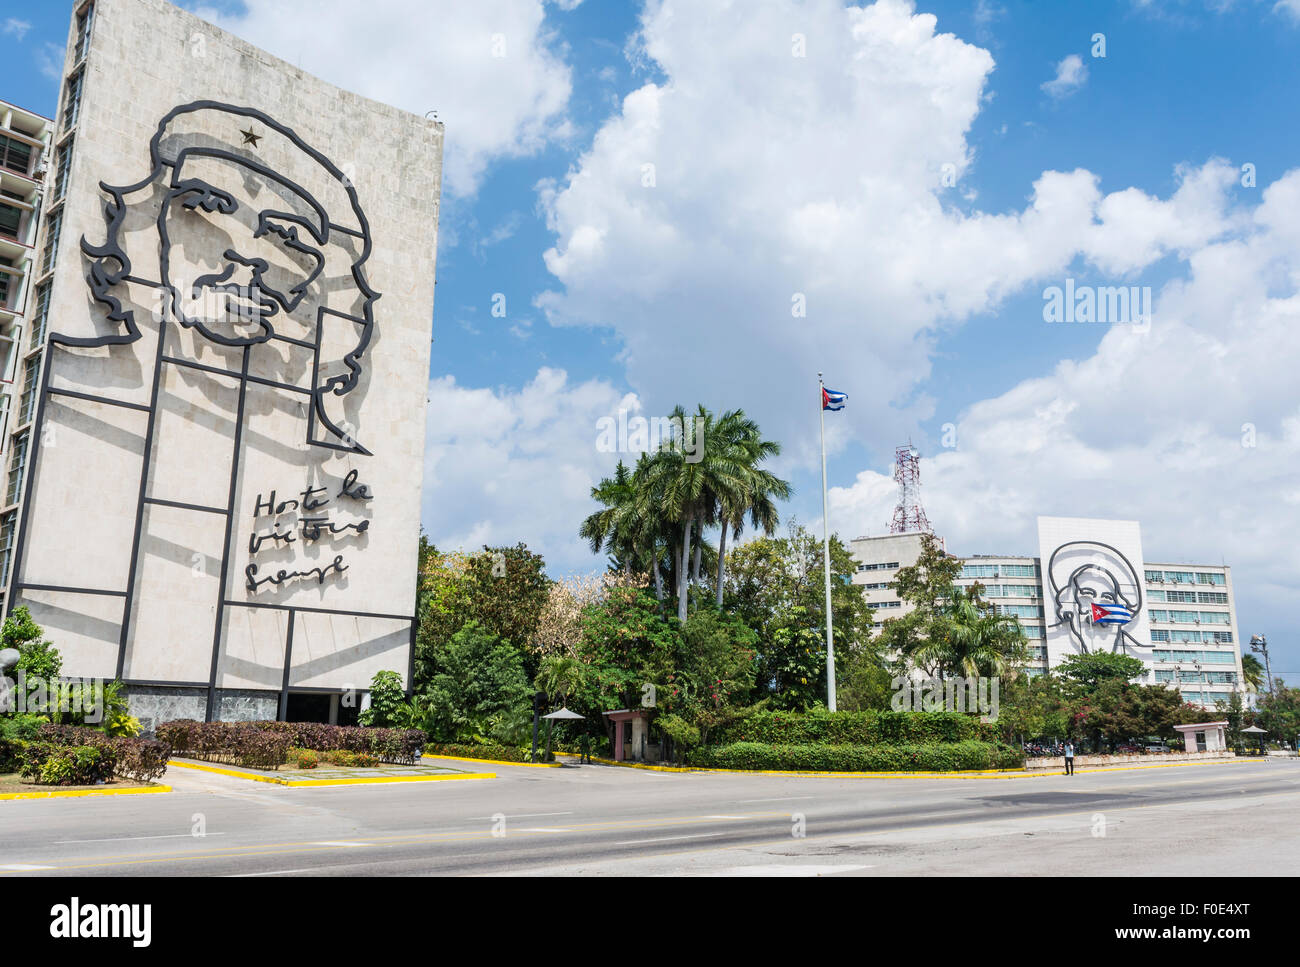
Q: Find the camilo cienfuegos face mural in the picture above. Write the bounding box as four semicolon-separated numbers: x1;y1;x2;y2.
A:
1047;540;1149;656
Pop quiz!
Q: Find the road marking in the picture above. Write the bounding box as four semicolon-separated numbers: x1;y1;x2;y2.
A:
309;841;371;847
735;797;815;804
0;864;54;870
702;814;747;819
55;833;227;844
516;828;570;833
470;811;574;820
614;833;722;846
707;864;873;877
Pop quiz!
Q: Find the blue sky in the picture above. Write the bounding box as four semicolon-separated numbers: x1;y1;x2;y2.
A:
4;0;1298;672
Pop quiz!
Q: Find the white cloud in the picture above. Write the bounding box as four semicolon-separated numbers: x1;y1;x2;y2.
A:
3;17;32;41
1275;0;1300;23
36;42;62;80
422;368;641;572
197;0;573;196
1041;53;1088;99
829;166;1300;647
536;0;1230;466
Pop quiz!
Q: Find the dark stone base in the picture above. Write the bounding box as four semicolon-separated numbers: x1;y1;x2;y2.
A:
125;685;278;734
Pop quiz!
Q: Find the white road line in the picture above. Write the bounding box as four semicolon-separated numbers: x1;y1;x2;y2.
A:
516;827;571;833
705;864;874;877
0;864;55;871
309;841;372;847
55;833;227;844
469;811;574;820
702;814;748;819
735;797;815;804
614;833;723;846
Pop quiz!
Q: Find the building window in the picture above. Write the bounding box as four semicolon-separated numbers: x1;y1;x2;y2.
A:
73;4;94;63
1195;572;1226;586
0;134;34;177
62;71;85;130
0;256;12;309
1197;591;1228;605
5;431;28;506
0;202;21;241
0;511;14;588
40;209;62;275
1213;631;1233;644
1150;629;1170;642
1147;590;1165;602
53;139;73;202
29;282;51;349
1144;570;1163;583
1165;570;1194;584
17;360;39;426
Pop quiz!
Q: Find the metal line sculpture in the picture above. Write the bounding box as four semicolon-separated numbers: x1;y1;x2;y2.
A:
1046;540;1149;655
67;99;378;454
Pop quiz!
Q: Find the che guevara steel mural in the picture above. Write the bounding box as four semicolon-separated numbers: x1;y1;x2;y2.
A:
12;101;394;716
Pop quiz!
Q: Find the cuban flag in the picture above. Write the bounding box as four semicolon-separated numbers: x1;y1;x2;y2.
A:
1090;601;1133;625
822;387;848;411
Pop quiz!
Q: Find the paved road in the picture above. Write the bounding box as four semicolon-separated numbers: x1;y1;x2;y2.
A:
1;759;1296;876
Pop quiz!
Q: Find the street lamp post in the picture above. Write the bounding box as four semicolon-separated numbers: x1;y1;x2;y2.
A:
1249;634;1275;698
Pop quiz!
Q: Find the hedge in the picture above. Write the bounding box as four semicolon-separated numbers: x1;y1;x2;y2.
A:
424;742;533;763
684;740;1024;772
709;708;999;747
33;723;169;783
157;720;424;767
19;743;116;785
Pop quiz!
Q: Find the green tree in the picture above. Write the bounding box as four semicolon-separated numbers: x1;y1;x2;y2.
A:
1057;652;1146;694
640;405;750;623
1240;653;1265;694
1256;683;1300;749
876;533;963;677
414;541;551;687
421;622;533;744
724;522;876;708
359;670;407;727
2;606;61;683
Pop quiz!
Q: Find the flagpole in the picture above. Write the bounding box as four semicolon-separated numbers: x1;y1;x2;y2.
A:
819;373;837;711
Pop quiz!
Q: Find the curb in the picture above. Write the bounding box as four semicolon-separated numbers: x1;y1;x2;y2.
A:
556;753;1256;779
0;784;171;801
422;753;562;769
168;760;495;786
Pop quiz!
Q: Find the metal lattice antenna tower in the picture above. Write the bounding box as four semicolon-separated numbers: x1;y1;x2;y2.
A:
888;443;931;534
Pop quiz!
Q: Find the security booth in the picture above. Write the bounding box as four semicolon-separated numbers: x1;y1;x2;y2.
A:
1173;720;1228;753
602;709;653;762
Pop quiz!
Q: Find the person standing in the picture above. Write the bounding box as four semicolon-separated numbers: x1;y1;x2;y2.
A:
1064;740;1076;776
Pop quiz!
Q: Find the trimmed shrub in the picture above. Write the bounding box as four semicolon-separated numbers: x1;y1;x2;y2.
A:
157;720;423;767
425;742;531;763
0;714;46;772
293;749;320;769
709;708;999;747
33;723;168;782
19;742;116;785
685;740;1024;772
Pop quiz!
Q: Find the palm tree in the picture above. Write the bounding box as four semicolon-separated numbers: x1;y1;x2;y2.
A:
580;457;671;600
943;588;1027;679
710;411;790;607
641;405;748;624
1242;653;1265;693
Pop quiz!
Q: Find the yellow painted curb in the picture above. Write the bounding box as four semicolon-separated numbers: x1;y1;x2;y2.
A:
0;784;171;800
557;753;1255;779
169;760;283;784
278;772;495;786
168;759;494;786
422;753;561;768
